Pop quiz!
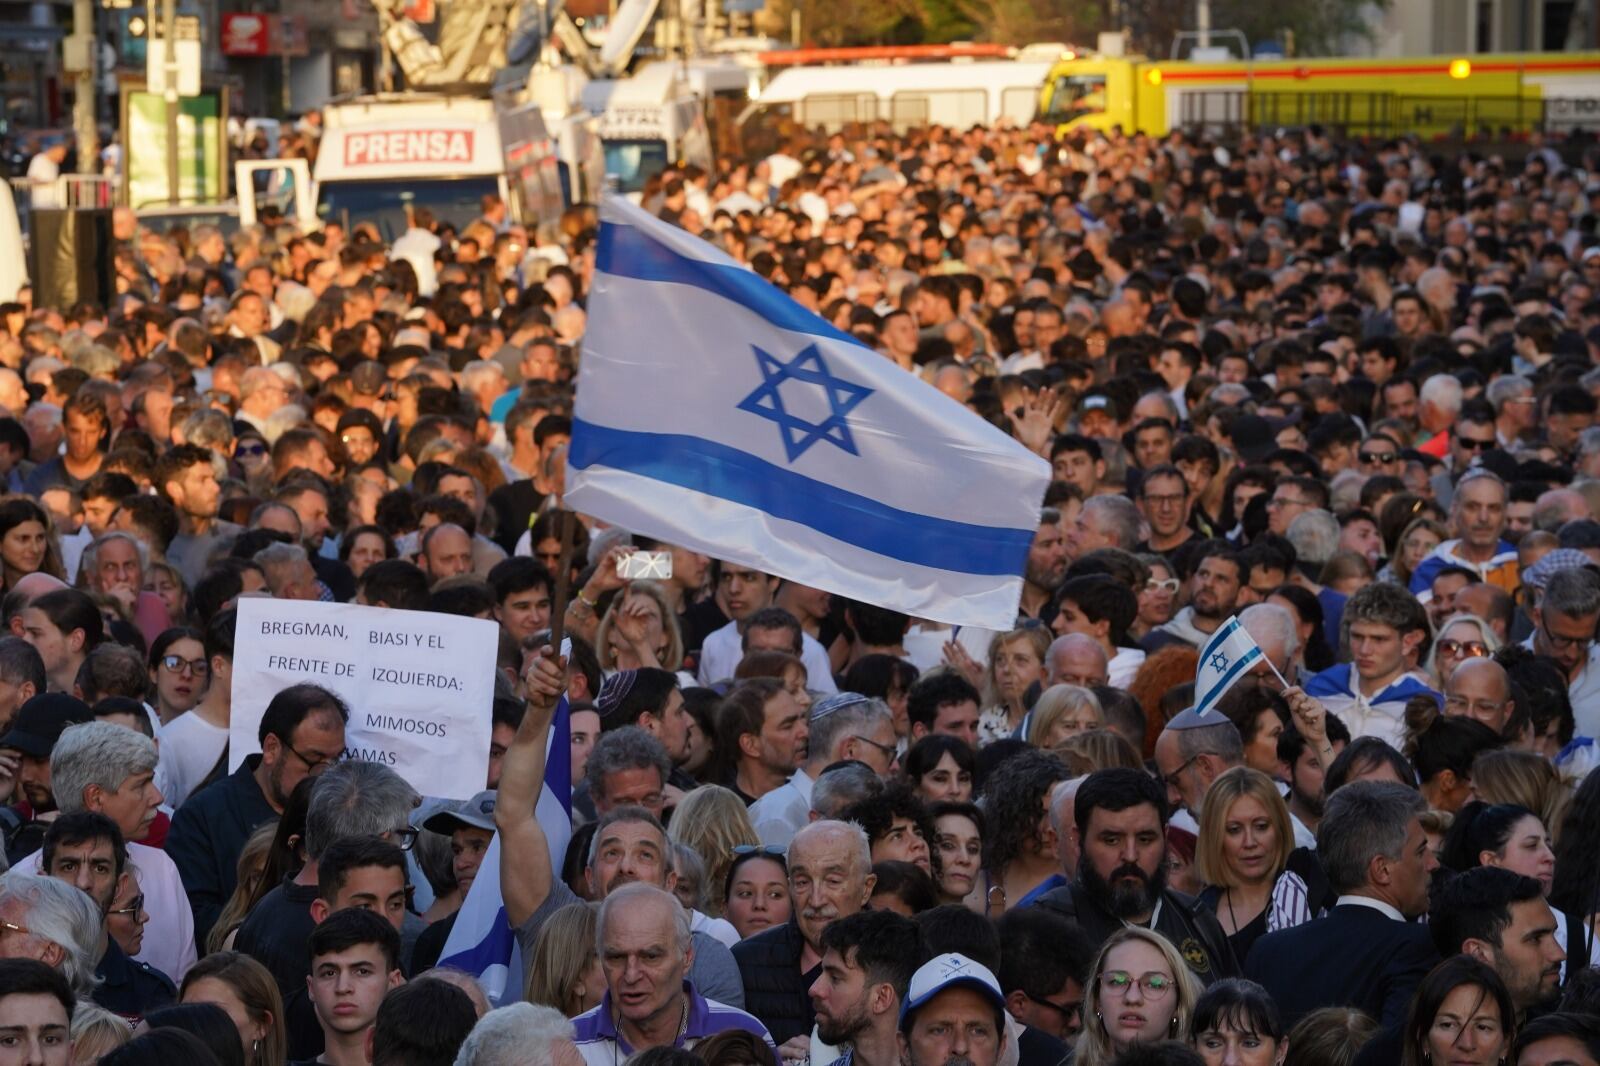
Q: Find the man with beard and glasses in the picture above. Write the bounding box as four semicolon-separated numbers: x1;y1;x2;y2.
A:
1276;714;1351;849
809;910;927;1066
1142;542;1243;653
1033;768;1237;985
734;820;875;1051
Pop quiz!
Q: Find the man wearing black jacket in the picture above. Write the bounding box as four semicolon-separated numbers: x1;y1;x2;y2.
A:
1034;768;1239;985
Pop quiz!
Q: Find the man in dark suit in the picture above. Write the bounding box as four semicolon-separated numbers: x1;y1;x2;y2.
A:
1244;780;1439;1031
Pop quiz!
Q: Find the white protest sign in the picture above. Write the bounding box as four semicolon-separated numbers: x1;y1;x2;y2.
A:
229;597;497;799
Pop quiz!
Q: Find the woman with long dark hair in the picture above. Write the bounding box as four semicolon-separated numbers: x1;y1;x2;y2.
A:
1399;956;1514;1066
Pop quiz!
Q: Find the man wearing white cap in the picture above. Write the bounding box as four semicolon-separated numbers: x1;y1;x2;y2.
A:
898;954;1009;1066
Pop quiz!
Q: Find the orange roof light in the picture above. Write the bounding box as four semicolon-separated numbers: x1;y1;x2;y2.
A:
1449;58;1471;79
1146;68;1163;85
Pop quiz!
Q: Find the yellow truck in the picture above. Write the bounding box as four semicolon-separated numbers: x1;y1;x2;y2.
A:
1039;51;1600;139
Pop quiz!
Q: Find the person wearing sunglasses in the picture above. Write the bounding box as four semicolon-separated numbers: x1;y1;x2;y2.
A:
1430;613;1500;691
1409;470;1519;612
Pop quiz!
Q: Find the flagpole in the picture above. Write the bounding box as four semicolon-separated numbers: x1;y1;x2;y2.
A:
1263;655;1293;691
547;513;577;653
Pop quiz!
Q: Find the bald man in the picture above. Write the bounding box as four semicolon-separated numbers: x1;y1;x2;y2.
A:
1046;634;1108;689
1443;658;1530;747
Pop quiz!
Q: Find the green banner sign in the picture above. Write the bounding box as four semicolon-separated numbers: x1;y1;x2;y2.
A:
126;91;223;207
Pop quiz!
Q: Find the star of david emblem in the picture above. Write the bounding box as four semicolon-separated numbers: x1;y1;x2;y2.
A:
736;343;874;463
1208;652;1230;673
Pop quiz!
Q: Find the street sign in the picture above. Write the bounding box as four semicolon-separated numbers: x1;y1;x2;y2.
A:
146;13;200;96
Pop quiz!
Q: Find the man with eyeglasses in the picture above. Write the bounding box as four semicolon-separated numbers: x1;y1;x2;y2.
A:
1525;567;1600;740
1135;466;1195;555
1489;375;1538;450
1265;477;1328;538
750;692;895;848
1443;658;1532;747
38;812;173;1018
1410;470;1520;605
169;682;349;948
995;907;1095;1053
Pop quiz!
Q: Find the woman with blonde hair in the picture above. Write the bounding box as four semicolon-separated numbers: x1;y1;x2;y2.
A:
1194;767;1316;961
1074;927;1202;1066
71;1002;131;1063
206;823;277;953
594;580;685;674
977;626;1049;745
1428;613;1500;690
668;784;759;919
1383;516;1448;588
179;951;288;1066
1053;728;1145;773
1026;684;1103;748
525;901;602;1017
1472;749;1572;845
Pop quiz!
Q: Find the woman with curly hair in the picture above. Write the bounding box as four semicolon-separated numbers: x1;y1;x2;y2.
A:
1128;645;1200;757
979;748;1071;913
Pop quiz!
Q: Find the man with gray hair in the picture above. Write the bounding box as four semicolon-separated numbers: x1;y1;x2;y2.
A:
234;759;420;997
1068;496;1144;559
18;722;195;983
1246;781;1439;1030
749;693;896;847
454;1002;583;1066
1488;374;1536;448
572;883;773;1065
809;762;883;821
733;819;874;1049
1151;707;1246;818
1286;510;1340;575
1528;565;1600;737
0;870;103;999
584;726;672;821
253;542;321;601
1240;602;1301;686
0;637;44;733
501;651;744;1006
1045;633;1109;689
1411;469;1518;602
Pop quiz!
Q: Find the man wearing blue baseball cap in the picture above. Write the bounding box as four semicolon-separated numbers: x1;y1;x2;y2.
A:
898;953;1009;1066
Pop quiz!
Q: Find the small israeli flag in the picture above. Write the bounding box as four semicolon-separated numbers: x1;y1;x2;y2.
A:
1194;616;1264;717
565;195;1051;630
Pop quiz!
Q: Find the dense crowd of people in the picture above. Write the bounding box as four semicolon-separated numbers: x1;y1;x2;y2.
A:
0;113;1595;1066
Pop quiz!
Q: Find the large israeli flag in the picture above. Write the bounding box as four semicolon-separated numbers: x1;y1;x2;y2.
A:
565;195;1052;630
1195;616;1264;717
437;686;571;1004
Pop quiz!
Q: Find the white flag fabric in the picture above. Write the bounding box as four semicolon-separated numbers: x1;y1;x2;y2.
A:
438;648;571;1005
566;195;1052;630
1194;615;1264;717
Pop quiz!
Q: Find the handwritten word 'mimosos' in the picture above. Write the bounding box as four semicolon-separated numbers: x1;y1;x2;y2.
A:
370;667;464;691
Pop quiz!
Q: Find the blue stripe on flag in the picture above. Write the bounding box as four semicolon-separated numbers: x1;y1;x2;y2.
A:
1196;646;1262;716
1200;618;1241;661
567;418;1036;576
597;221;874;353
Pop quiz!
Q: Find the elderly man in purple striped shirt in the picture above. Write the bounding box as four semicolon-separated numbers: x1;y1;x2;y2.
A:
573;883;775;1066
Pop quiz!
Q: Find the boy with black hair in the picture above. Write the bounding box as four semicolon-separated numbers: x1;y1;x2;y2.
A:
0;958;74;1066
905;673;980;749
1053;575;1144;687
369;977;477;1066
485;556;553;645
311;837;409;931
301;908;405;1066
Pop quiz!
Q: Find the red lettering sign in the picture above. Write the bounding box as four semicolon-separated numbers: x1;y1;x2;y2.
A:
341;130;475;166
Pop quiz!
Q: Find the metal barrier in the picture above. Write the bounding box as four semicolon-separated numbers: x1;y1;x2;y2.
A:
7;175;119;235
